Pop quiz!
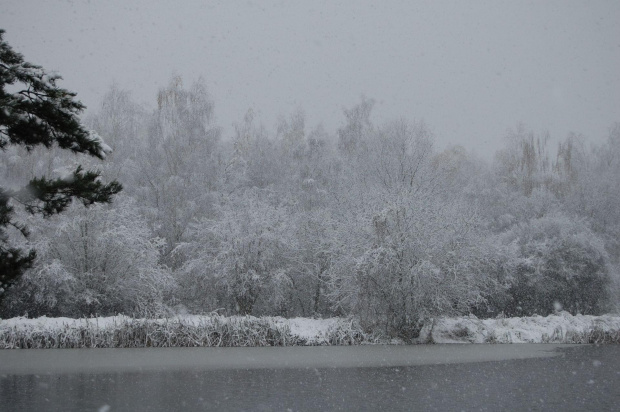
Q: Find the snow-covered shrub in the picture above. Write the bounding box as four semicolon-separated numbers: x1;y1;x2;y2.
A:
500;213;610;316
329;195;495;339
418;312;620;344
179;189;297;315
2;198;175;317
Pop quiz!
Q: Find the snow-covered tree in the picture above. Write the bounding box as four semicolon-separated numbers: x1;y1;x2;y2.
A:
3;198;175;317
180;189;296;315
84;84;147;184
329;192;494;338
0;30;121;302
327;119;495;337
135;76;221;268
289;208;340;316
337;96;375;156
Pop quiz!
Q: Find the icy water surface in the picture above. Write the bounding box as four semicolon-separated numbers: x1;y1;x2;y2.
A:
1;345;618;411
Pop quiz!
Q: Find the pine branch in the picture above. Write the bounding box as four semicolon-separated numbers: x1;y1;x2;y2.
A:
12;166;123;217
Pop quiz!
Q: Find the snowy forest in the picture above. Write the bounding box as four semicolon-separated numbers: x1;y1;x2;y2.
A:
1;75;619;338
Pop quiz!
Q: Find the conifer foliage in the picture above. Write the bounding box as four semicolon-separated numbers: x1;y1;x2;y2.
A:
0;30;121;299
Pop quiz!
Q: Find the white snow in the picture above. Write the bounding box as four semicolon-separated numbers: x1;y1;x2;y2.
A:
0;315;128;330
286;317;346;344
1;312;619;347
87;130;113;158
52;165;76;182
418;312;620;344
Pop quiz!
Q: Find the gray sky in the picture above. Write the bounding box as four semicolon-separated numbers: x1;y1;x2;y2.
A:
2;0;619;157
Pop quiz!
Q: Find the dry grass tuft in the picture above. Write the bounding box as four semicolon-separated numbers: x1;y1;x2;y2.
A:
0;316;292;349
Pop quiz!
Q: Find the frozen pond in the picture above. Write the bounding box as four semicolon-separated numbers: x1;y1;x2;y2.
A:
1;344;618;410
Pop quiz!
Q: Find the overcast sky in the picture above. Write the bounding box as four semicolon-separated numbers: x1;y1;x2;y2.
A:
2;0;619;157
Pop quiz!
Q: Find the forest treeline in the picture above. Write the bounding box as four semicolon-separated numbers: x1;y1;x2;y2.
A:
1;77;618;338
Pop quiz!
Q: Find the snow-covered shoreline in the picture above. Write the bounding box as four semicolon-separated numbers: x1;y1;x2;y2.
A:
419;312;620;344
1;312;619;349
0;315;365;349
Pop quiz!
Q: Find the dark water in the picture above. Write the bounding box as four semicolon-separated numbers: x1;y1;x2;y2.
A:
1;345;618;411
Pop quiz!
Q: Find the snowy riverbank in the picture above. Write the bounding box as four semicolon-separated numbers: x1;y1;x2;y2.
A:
419;312;620;344
1;312;619;349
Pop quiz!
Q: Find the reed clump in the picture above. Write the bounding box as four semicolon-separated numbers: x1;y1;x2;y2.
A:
0;316;293;349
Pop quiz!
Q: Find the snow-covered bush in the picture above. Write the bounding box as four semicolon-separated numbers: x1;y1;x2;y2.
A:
179;189;297;315
499;213;610;316
329;193;495;339
2;198;175;317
